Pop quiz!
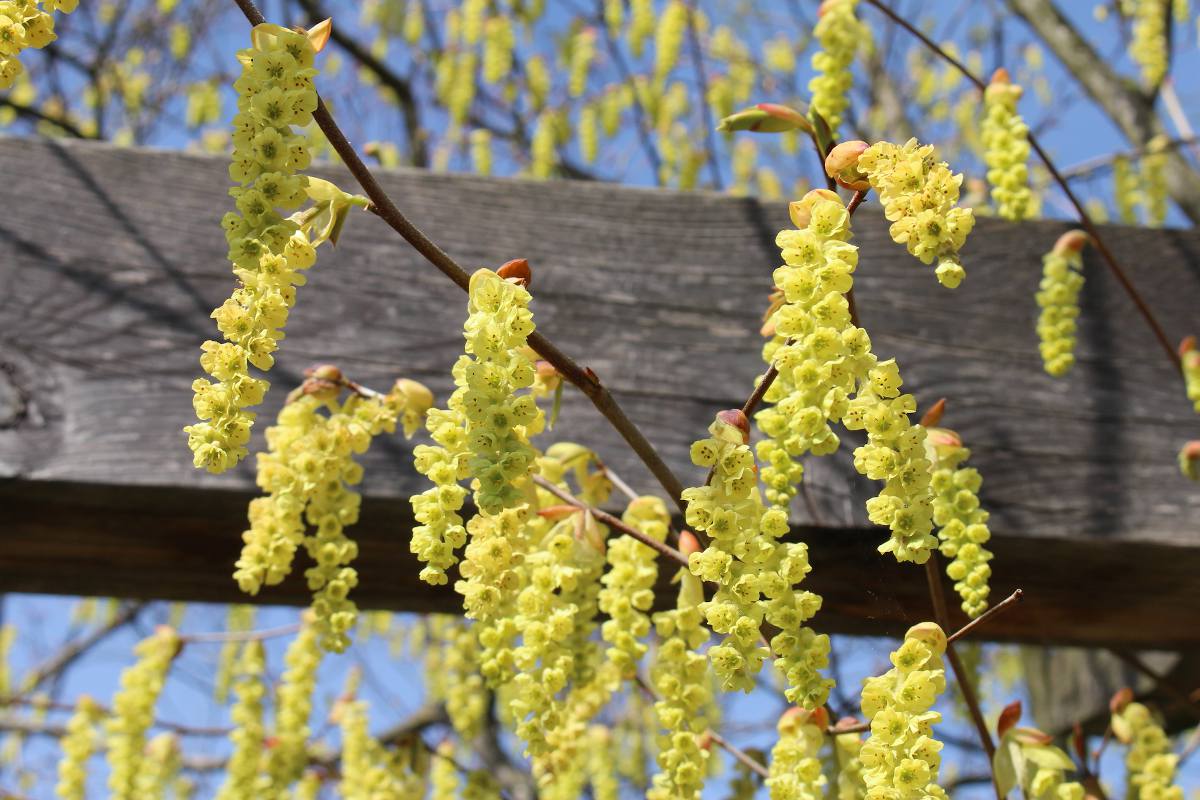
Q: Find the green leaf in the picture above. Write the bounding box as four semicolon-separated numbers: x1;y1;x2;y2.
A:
1023;744;1076;772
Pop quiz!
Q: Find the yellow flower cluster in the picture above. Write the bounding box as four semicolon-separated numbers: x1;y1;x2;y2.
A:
654;0;688;83
1184;337;1200;412
425;616;488;741
766;707;828;800
184;23;338;474
266;616;323;792
0;0;75;89
482;15;514;84
509;490;607;773
1131;0;1168;88
1142;135;1169;227
1112;701;1185;800
55;695;102;800
412;265;541;586
1036;230;1089;376
432;742;459;799
456;506;530;682
569;27;595;98
684;412;831;704
835;728;867;800
647;559;712;800
586;726;621;800
458;268;542;510
981;69;1033;221
925;424;993;618
857;139;976;288
996;722;1086;800
235;378;426;651
106;626;179;800
1114;155;1140;224
598;496;669;676
809;0;865;136
215;642;265;800
135;734;182;798
859;624;949;800
629;0;654;57
463;770;502;800
337;695;429;798
757;194;872;510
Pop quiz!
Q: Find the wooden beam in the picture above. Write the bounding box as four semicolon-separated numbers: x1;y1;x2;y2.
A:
1;136;1198;647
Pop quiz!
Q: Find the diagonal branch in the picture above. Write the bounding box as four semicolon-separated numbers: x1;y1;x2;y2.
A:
232;0;687;514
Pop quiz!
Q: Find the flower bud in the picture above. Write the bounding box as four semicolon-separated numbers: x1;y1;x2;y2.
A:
306;18;333;52
717;103;813;134
306;364;344;383
1052;230;1091;256
824;140;870;191
714;409;751;444
1179;335;1196;357
919;398;946;427
1178;441;1200;481
904;621;946;656
789;188;842;228
497;258;532;286
1109;687;1134;714
678;529;701;556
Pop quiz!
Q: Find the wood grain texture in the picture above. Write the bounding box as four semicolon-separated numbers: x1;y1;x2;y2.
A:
1;136;1198;648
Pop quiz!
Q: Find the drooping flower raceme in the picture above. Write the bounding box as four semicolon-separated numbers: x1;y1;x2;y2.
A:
763;191;939;565
856;139;976;288
766;707;828;800
1131;0;1168;88
1112;700;1184;800
835;727;867;800
55;695;102;800
106;626;180;800
215;641;265;800
598;496;669;677
809;0;865;137
266;615;323;793
684;410;833;706
924;423;993;618
647;549;712;800
235;376;427;651
859;623;950;800
1036;231;1090;377
185;23;353;474
0;0;76;89
981;69;1032;221
412;265;542;585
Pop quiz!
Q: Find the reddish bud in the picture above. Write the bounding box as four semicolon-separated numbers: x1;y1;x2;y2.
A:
1012;726;1055;746
716;409;751;443
1109;687;1134;714
990;67;1011;84
538;504;581;521
1053;230;1091;255
498;258;532;286
535;360;558;379
1180;335;1197;356
697;731;713;751
920;398;947;427
824;140;870;191
678;530;702;556
997;700;1022;738
306;364;344;383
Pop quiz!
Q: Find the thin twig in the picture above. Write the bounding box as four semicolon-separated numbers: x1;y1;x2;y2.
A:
18;602;145;695
181;622;302;644
947;589;1023;644
1111;649;1200;721
532;476;688;568
863;0;1182;374
232;0;688;515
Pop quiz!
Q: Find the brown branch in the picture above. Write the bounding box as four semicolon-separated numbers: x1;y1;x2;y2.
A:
0;96;94;139
181;622;301;643
592;0;663;182
864;0;1183;375
232;0;687;515
532;475;688;568
947;589;1023;645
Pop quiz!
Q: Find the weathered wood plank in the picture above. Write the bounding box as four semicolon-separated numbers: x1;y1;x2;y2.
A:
1;136;1198;647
